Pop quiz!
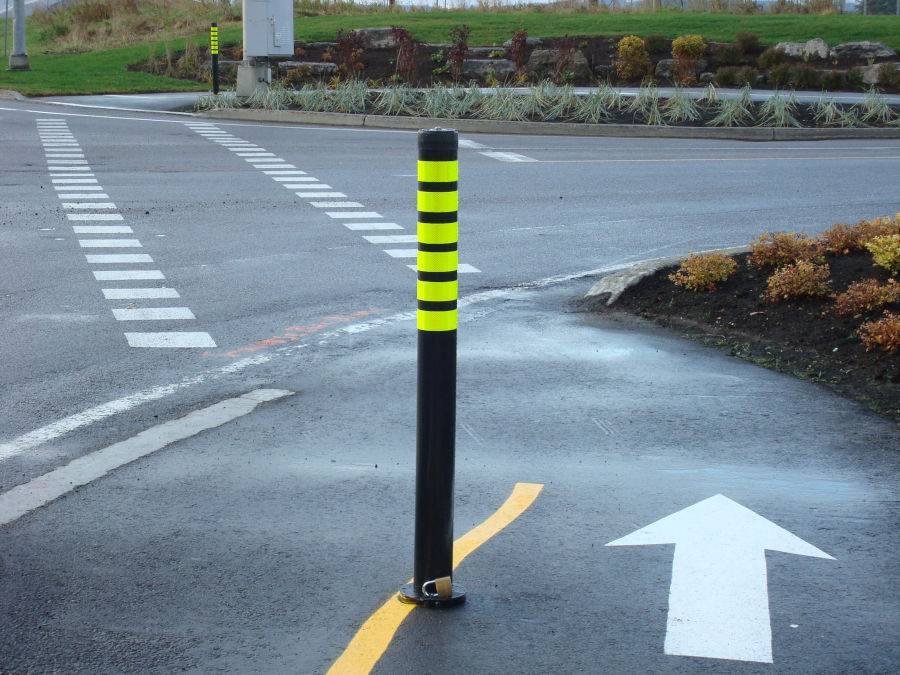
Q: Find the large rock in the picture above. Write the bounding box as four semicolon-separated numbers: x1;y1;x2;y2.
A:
353;28;398;50
278;61;338;78
526;49;590;80
774;38;831;61
832;41;896;63
461;59;516;81
858;61;900;85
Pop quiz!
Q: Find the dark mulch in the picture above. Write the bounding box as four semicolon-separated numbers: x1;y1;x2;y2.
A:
586;251;899;421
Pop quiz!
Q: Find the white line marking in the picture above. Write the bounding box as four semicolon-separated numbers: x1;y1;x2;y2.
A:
69;214;125;222
228;147;264;152
301;192;347;198
94;270;165;280
286;183;327;189
86;254;153;263
363;234;417;243
57;193;110;199
383;248;417;258
47;160;88;164
79;238;140;247
253;164;296;169
102;288;180;299
63;202;116;209
0;389;291;522
112;307;195;321
325;211;381;219
246;157;285;163
0;259;644;458
55;185;103;191
271;176;316;182
343;222;402;230
50;169;94;174
124;332;217;348
311;202;363;208
459;139;488;149
53;178;98;184
480;151;538;162
236;152;276;157
72;226;133;234
264;170;307;175
45;154;85;158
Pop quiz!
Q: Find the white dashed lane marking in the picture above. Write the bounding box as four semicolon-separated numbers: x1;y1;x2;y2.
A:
186;121;481;275
102;288;180;299
85;254;153;263
94;270;165;280
112;307;195;321
36;120;214;349
480;151;538;163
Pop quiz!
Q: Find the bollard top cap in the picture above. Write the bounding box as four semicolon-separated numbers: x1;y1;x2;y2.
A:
418;128;458;162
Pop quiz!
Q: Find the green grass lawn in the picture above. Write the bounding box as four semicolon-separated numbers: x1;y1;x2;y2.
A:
1;11;899;97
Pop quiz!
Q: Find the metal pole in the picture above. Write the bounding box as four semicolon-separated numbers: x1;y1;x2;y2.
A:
210;23;220;95
4;0;9;60
399;128;465;609
8;0;27;70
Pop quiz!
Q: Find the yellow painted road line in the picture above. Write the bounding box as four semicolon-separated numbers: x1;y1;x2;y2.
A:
327;482;544;675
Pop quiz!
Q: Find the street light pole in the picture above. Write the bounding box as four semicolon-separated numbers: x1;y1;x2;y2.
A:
8;0;28;70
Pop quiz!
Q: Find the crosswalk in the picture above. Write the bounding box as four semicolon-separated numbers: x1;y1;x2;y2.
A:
184;121;482;276
36;119;215;349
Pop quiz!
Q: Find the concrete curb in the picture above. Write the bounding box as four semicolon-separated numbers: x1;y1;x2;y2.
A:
584;245;752;306
198;108;900;141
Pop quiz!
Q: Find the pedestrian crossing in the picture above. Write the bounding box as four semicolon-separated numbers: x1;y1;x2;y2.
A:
36;119;215;349
184;121;482;275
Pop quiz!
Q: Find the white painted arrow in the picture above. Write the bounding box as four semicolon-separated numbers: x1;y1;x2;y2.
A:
607;494;834;664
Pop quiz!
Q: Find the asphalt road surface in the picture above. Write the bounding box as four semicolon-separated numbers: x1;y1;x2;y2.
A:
1;98;898;673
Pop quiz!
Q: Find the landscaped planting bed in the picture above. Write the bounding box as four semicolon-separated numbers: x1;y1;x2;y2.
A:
196;82;900;129
586;216;900;419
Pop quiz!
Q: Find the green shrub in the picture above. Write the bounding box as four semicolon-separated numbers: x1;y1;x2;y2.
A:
790;65;822;90
764;261;831;303
735;32;761;55
643;34;669;54
615;35;650;82
866;234;900;276
669;253;738;292
715;66;757;88
716;44;742;67
714;66;738;87
767;63;792;88
876;64;900;91
758;46;787;70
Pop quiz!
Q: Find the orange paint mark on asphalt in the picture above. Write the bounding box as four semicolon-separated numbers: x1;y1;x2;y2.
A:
213;309;381;359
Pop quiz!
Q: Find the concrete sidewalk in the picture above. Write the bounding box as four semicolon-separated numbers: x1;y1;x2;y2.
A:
1;279;896;672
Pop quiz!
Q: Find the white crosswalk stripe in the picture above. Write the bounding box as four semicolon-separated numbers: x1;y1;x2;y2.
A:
38;120;213;348
187;122;482;278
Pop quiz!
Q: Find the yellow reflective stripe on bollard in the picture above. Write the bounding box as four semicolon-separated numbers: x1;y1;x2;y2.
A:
417;309;457;332
417;161;458;183
417;279;458;302
417;191;457;213
417;250;457;273
417;221;457;245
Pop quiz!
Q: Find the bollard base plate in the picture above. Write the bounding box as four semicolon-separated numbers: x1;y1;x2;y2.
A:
398;583;466;608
